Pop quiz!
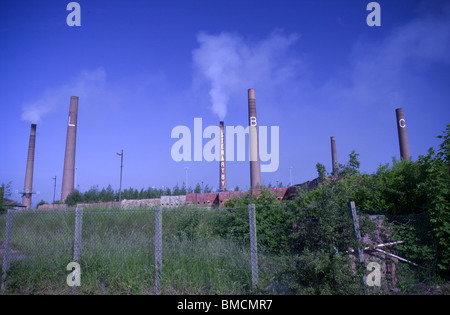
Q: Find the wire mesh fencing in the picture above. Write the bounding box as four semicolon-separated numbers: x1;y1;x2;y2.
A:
0;204;293;295
1;201;432;295
0;209;75;293
77;208;157;294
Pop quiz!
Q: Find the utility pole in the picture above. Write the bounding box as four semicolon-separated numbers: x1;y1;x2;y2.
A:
52;176;57;204
117;150;123;203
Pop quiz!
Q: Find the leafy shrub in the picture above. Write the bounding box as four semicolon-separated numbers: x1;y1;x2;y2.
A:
288;249;365;295
216;189;293;254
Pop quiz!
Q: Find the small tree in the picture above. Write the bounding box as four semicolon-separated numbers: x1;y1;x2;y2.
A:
316;163;326;181
84;185;100;203
338;150;360;177
173;183;181;196
218;189;292;254
1;181;12;198
36;200;47;208
180;183;187;195
65;189;84;206
203;184;212;193
105;184;115;201
287;175;367;294
1;181;12;210
418;124;450;274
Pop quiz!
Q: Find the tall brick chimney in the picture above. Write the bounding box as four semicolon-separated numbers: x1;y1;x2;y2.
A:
22;123;37;208
248;89;261;188
61;96;79;201
219;121;227;191
395;108;411;161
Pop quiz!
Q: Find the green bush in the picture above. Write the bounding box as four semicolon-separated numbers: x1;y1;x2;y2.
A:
288;181;359;255
217;189;293;254
288;249;364;295
65;189;84;206
418;124;450;274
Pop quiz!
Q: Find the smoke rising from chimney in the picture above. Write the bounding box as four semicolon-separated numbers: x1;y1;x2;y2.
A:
20;68;106;124
192;30;300;120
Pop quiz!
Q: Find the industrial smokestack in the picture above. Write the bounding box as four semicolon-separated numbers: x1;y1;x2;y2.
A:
219;121;227;191
61;96;79;202
395;108;411;161
331;136;338;177
22;123;37;208
248;88;261;188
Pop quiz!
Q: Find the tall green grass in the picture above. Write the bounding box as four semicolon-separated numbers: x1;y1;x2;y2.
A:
0;208;293;294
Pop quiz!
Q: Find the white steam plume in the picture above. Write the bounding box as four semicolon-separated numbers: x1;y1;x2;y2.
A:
21;68;107;124
192;30;300;120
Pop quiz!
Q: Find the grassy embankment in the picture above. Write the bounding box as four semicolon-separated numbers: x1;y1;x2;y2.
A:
0;207;292;294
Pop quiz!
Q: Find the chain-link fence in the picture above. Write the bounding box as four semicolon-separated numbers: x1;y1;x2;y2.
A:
0;205;294;294
1;202;434;295
0;209;75;293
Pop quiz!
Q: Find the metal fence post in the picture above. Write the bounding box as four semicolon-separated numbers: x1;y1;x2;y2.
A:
349;201;364;264
74;207;83;262
349;201;368;291
155;206;162;295
1;209;15;292
71;207;83;295
248;203;258;293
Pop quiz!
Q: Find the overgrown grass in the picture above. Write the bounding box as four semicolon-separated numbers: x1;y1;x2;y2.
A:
0;207;292;294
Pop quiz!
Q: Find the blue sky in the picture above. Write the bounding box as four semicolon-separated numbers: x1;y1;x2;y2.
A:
1;0;449;207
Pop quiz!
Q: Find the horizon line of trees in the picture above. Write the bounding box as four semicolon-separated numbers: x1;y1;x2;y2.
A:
59;182;213;207
36;180;287;208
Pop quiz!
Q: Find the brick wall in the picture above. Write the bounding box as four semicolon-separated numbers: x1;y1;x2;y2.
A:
121;198;160;209
36;186;291;210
